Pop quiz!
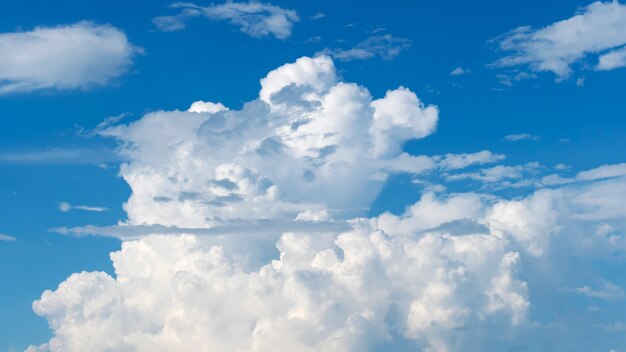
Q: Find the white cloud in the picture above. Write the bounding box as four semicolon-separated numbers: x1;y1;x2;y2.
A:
58;202;108;213
33;223;530;352
28;54;626;351
577;163;626;181
0;22;139;94
542;163;626;186
446;163;540;184
309;12;325;20
503;133;540;142
492;1;626;78
34;172;626;351
449;67;470;76
597;46;626;70
0;233;16;242
98;56;438;227
569;280;625;302
436;150;505;170
187;100;228;113
323;35;412;61
0;148;123;165
153;1;299;39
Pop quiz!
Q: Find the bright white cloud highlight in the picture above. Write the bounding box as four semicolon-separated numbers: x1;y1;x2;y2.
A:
99;55;438;227
154;2;299;39
0;22;139;94
493;1;626;78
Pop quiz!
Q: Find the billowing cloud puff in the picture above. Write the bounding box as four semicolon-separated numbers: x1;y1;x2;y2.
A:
100;55;439;227
32;174;626;351
33;218;530;351
30;56;626;351
0;22;139;94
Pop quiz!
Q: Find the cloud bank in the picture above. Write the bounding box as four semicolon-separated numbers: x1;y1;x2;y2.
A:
29;56;626;351
0;22;139;94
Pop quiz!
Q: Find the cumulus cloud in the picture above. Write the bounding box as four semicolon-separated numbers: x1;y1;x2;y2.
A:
153;1;299;39
0;22;139;94
98;55;438;226
29;55;626;351
323;35;412;61
492;1;626;79
33;172;626;351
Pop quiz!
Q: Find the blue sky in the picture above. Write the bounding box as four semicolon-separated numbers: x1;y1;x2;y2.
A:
2;0;626;351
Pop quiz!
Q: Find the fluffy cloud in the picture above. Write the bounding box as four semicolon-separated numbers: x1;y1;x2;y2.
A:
492;1;626;78
99;55;438;227
153;2;299;39
323;35;412;61
0;22;139;94
32;224;530;352
33;173;626;351
30;56;626;351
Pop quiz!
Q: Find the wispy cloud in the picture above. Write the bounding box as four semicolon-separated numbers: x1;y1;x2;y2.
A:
52;219;351;240
59;202;108;213
0;22;139;94
153;1;299;39
567;280;625;302
0;233;17;242
450;67;470;76
0;147;124;165
309;12;325;20
445;162;541;184
491;1;626;79
322;35;411;61
503;133;540;142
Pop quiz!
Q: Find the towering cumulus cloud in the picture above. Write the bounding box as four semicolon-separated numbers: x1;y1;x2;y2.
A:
30;56;626;351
